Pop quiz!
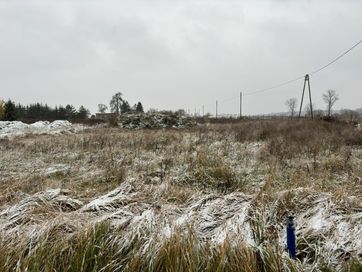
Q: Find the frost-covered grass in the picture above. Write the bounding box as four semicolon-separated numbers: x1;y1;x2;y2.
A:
0;120;361;271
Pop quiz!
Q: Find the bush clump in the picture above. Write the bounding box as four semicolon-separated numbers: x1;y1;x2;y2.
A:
118;111;196;129
221;120;361;160
184;151;244;193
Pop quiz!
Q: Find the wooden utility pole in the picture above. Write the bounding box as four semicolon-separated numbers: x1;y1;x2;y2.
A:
216;100;218;119
298;74;313;119
239;92;242;118
202;105;204;117
307;75;313;119
298;77;307;118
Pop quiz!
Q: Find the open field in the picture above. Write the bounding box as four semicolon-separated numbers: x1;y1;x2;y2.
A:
0;120;361;271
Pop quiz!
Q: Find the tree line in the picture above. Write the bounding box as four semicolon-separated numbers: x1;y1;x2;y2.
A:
0;92;145;122
0;100;90;121
98;92;144;115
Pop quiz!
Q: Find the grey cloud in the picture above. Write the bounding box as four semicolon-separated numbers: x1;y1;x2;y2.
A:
0;0;361;114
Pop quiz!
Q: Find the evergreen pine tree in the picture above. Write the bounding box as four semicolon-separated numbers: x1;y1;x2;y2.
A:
121;101;131;114
65;104;76;119
77;106;90;119
136;102;144;113
4;100;17;121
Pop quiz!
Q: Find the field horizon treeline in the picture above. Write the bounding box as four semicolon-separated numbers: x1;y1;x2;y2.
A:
0;92;145;122
1;89;361;124
0;100;90;122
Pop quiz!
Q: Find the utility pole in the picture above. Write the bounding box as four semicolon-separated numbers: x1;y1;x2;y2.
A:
307;75;313;119
298;77;307;119
202;105;204;117
298;74;313;119
216;100;218;119
239;92;242;118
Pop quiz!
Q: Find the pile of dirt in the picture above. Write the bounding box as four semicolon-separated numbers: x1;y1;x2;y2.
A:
118;112;196;129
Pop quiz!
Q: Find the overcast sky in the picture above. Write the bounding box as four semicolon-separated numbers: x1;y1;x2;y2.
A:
0;0;361;115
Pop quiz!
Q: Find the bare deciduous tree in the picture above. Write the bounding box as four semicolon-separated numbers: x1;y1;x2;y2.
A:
322;90;339;117
285;98;298;118
97;104;108;113
110;92;123;115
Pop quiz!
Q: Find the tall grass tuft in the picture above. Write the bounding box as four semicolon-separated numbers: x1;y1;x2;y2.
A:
0;222;302;272
184;151;245;193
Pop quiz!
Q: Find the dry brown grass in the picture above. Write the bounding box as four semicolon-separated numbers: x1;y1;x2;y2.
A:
0;119;361;271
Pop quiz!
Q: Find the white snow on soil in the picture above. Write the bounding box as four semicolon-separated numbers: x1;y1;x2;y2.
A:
0;120;83;138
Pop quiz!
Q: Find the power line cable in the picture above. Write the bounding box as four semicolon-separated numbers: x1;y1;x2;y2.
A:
219;95;239;103
241;38;362;96
214;38;362;113
309;39;362;75
244;75;305;96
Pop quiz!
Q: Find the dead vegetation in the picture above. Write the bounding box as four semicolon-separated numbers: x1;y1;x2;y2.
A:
0;119;361;271
117;111;196;129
